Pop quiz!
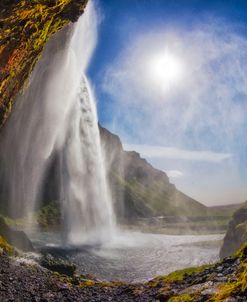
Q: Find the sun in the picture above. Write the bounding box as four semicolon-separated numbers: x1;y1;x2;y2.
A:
148;49;184;92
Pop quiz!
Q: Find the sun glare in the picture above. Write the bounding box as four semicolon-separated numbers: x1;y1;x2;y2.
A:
148;50;184;92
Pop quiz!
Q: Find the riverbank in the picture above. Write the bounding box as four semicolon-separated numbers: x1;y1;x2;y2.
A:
0;243;246;301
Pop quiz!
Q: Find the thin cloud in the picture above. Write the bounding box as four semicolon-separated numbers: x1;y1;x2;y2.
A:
101;21;247;148
167;170;184;178
124;144;232;163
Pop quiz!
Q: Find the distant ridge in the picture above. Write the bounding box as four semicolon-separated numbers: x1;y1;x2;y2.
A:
99;125;208;222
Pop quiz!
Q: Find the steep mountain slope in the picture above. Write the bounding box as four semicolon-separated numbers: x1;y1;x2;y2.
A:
99;125;207;222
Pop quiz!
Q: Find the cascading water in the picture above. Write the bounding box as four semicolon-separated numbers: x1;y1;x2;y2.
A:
61;75;115;245
0;2;115;245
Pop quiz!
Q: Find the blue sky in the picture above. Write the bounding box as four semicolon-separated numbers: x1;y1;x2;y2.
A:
87;0;247;206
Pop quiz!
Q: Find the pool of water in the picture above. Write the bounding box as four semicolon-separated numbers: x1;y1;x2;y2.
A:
30;230;223;283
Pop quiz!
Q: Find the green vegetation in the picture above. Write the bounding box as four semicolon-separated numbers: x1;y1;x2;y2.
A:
209;261;247;302
220;201;247;258
0;0;88;127
0;201;61;229
114;173;205;218
168;293;195;302
232;241;247;259
113;173;237;234
152;264;212;283
162;243;247;302
36;202;61;229
0;214;27;228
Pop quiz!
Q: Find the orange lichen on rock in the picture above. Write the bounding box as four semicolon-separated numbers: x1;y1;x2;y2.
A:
5;42;26;73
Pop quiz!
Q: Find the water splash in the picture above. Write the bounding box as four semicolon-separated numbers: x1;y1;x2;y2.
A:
0;2;115;245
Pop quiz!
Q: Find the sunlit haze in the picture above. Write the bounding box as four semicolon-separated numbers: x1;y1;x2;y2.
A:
88;0;247;206
147;50;184;93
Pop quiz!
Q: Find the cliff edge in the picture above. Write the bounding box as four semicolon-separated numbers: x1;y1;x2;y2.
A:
0;0;88;126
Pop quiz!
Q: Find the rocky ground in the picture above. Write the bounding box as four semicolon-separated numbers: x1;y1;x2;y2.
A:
0;240;246;302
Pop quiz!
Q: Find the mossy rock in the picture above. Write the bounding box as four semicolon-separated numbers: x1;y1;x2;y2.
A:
0;235;14;255
220;202;247;259
233;241;247;260
151;264;211;284
0;215;34;252
36;202;61;229
40;254;76;276
209;262;247;301
168;293;195;302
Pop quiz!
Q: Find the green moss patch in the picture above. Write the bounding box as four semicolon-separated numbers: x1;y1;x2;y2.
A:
151;264;211;283
36;202;61;229
168;293;196;302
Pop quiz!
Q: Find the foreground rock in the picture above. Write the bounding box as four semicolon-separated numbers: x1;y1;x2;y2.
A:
0;216;34;252
220;202;247;259
40;254;76;277
0;243;246;301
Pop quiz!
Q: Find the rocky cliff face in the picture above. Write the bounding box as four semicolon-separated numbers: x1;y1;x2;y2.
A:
99;125;207;222
15;124;218;227
220;201;247;259
0;0;88;127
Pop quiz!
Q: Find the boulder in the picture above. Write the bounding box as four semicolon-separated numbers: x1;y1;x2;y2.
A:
40;254;76;276
0;216;34;252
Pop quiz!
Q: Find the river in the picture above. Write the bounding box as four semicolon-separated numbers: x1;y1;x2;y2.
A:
30;230;223;283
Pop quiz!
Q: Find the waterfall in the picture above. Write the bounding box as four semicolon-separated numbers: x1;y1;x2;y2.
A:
61;75;115;245
0;2;115;245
